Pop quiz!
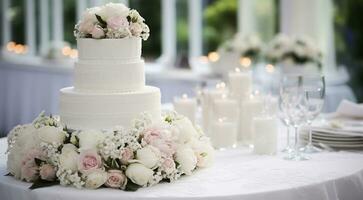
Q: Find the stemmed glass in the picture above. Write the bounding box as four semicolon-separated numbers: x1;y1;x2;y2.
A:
300;75;326;153
278;98;293;153
280;75;309;161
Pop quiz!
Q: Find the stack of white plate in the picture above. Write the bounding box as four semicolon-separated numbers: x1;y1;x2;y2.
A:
301;119;363;150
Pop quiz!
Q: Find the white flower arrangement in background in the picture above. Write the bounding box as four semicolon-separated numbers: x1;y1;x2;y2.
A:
74;3;150;40
6;111;214;191
264;34;322;67
219;34;262;61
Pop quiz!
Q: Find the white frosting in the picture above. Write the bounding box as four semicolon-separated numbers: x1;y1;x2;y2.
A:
77;38;141;61
59;86;161;130
74;60;145;92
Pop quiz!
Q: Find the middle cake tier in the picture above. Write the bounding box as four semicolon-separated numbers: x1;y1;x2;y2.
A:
59;86;161;130
74;60;145;93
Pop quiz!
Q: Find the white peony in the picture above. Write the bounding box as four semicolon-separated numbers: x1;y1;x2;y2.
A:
7;124;40;179
125;163;154;186
136;146;160;169
84;169;107;189
98;3;130;21
59;144;79;171
37;126;66;145
175;147;197;175
78;130;105;150
172;117;199;144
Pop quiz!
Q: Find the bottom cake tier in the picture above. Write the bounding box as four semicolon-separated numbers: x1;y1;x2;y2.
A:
59;86;161;130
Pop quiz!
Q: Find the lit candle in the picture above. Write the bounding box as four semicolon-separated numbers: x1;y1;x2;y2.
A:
253;116;278;155
239;94;264;144
173;94;197;123
228;68;252;99
210;118;238;149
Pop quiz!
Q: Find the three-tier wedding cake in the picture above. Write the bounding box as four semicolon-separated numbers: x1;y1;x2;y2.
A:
5;3;214;192
59;37;161;129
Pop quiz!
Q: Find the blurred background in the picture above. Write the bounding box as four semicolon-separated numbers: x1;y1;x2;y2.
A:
0;0;362;135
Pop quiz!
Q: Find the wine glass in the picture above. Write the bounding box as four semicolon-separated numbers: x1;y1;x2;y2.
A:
278;98;293;153
300;75;325;153
280;75;309;161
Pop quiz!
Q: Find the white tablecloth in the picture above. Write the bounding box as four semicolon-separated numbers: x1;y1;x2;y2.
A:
1;138;363;200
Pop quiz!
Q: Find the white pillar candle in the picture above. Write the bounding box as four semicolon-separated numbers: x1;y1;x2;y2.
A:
173;94;197;123
211;118;238;149
201;82;227;134
212;95;239;122
253;116;278;155
239;95;264;144
228;68;252;98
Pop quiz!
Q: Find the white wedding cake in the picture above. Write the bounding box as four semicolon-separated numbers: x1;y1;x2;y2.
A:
59;38;161;129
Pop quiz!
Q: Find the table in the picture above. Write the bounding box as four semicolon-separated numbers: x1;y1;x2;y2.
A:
1;137;363;200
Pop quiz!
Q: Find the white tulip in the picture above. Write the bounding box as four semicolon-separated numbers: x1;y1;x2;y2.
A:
175;147;197;175
78;130;105;150
125;163;154;186
84;169;107;189
37;126;66;145
136;146;160;169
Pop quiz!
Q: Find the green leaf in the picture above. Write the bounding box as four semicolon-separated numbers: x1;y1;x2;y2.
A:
34;158;45;167
124;179;142;192
95;14;107;28
4;172;12;176
29;180;59;190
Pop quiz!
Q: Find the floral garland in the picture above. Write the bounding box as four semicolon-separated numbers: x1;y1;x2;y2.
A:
6;111;214;191
264;34;322;67
74;3;150;40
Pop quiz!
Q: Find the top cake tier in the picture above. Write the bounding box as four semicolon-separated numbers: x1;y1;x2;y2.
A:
77;37;141;61
74;37;145;93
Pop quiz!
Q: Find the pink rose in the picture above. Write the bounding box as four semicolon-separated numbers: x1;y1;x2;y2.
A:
78;149;102;173
142;128;163;144
21;148;45;167
142;128;176;157
119;147;134;164
39;164;56;181
106;16;129;30
79;21;94;33
129;23;142;36
161;158;176;174
105;170;127;189
21;162;38;182
91;25;105;39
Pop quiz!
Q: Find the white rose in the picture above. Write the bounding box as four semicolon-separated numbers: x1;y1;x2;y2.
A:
7;124;39;179
78;130;105;150
175;147;197;175
188;138;215;168
173;117;199;144
59;144;78;171
84;169;107;189
37;126;66;145
136;146;160;169
125;163;153;186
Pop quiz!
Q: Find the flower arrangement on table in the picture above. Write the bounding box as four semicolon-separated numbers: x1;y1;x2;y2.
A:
6;111;214;191
219;34;262;63
74;3;150;40
264;34;322;67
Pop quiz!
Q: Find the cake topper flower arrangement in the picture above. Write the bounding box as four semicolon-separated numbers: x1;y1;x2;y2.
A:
6;111;214;191
74;3;150;40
